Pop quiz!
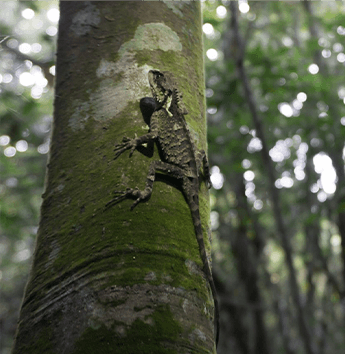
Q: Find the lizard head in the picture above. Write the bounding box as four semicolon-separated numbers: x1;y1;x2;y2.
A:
148;70;172;111
148;70;188;116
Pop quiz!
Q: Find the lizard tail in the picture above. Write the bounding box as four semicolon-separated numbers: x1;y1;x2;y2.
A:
189;198;220;347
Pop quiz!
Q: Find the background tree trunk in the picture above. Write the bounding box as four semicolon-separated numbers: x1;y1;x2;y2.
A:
12;2;214;353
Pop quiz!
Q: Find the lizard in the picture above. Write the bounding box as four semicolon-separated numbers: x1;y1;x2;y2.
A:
106;69;219;347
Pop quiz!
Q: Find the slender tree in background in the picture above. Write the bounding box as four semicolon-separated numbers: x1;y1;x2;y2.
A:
11;2;215;353
229;3;316;354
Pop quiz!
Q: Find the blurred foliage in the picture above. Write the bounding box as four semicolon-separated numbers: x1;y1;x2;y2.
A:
1;1;345;354
0;2;57;353
204;1;345;353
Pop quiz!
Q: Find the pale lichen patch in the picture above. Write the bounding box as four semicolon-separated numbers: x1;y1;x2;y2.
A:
70;2;100;36
69;99;91;131
189;328;207;344
185;259;200;276
119;23;182;54
69;22;183;131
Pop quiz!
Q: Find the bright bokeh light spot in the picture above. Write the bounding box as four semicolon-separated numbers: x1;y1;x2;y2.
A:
297;92;307;102
31;86;43;99
206;48;218;61
318;37;330;47
338;87;345;99
31;43;42;53
203;23;214;35
280;176;294;188
322;49;331;58
254;199;263;210
3;73;13;83
242;159;252;169
46;26;58;36
275;179;283;189
308;64;319;75
33;73;48;87
244;170;255;182
247;137;262;153
337;53;345;63
38;141;50;154
292;99;303;110
294;166;305;181
269;140;291;162
270;250;283;264
337;26;345;35
333;43;344;52
282;36;293;47
278;103;293;117
16;140;28;152
47;8;60;23
311;183;319;193
19;72;35;87
19;43;31;54
4;146;16;157
239;1;250;14
210;211;219;230
341;117;345;126
313;153;337;195
49;65;56;76
331;234;341;247
13;249;31;262
216;5;227;18
6;177;18;188
207;107;217;115
210;166;224;190
22;8;35;20
317;191;327;203
0;135;10;146
245;182;255;199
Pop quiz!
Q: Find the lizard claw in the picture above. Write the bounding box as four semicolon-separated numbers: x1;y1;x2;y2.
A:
105;188;147;211
104;189;132;209
113;137;137;160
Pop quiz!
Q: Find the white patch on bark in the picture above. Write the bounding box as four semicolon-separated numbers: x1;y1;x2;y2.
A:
119;23;182;54
69;23;182;130
45;239;61;270
185;259;201;276
70;2;100;36
189;328;207;343
163;1;188;17
69;100;91;131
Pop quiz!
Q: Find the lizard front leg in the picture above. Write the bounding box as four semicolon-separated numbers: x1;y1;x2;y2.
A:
113;132;157;160
106;160;185;211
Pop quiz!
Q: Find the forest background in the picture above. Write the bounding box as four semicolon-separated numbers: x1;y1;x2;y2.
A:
1;1;345;354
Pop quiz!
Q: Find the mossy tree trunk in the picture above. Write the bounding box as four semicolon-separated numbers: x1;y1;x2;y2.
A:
12;2;215;353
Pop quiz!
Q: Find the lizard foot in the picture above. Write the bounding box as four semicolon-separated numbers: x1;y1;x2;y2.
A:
105;187;150;211
114;137;137;160
104;188;134;209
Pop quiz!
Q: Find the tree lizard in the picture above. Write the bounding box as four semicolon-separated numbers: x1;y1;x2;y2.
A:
106;70;219;346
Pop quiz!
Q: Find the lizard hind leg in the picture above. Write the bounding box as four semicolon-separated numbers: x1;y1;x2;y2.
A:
129;160;186;210
129;160;187;211
106;161;184;212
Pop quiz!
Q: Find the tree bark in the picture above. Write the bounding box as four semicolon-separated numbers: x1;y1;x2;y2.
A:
12;2;214;353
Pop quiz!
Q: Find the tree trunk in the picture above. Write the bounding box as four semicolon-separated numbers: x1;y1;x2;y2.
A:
12;2;215;353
